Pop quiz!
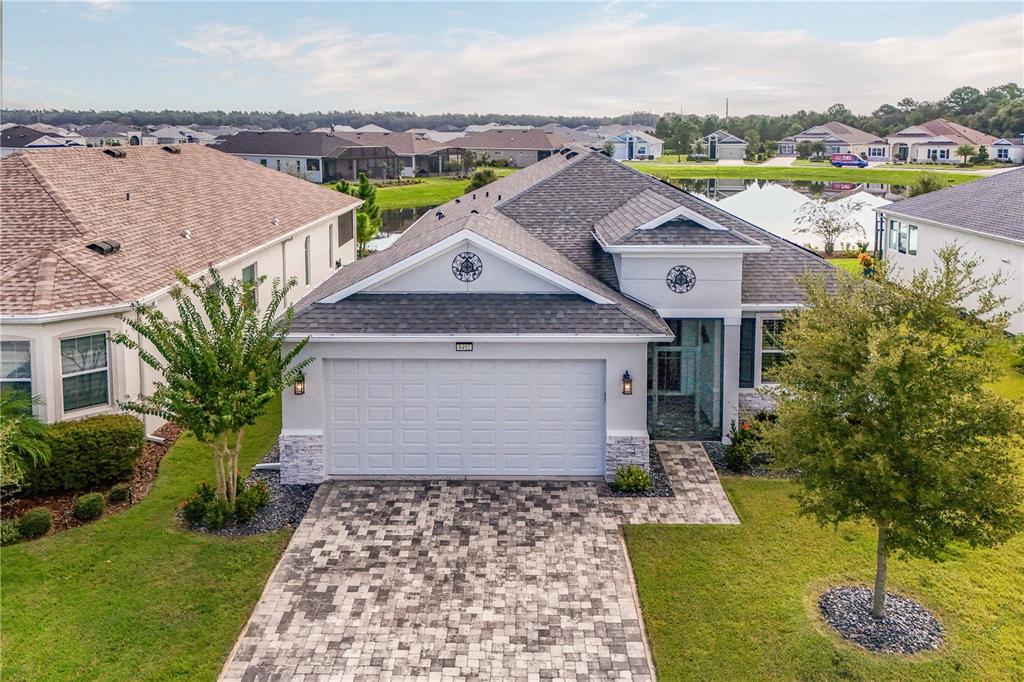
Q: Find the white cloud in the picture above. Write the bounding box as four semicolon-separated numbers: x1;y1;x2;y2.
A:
177;13;1024;115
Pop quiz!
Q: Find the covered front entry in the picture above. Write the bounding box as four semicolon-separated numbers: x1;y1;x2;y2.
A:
324;357;606;477
648;319;724;440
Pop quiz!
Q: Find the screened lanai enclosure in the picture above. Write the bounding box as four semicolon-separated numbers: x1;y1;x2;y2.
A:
648;319;723;440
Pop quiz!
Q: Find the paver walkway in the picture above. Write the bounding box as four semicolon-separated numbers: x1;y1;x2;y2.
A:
222;442;737;681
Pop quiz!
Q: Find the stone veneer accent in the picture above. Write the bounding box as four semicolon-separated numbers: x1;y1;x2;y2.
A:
739;390;777;416
605;433;650;481
279;433;325;485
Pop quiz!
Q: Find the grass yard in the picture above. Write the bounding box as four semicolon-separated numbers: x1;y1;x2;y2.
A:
0;398;289;681
625;477;1024;681
829;257;863;275
625;161;982;187
375;169;517;210
877;162;1015;171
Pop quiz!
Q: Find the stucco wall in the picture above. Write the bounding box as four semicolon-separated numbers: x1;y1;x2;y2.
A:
236;154;323;183
614;253;744;318
466;148;542;167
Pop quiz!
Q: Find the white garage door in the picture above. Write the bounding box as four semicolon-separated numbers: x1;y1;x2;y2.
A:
325;358;606;476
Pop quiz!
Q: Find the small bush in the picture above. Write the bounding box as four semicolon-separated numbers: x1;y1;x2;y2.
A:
612;465;653;493
18;507;52;539
73;492;106;521
234;480;271;524
181;481;216;528
725;412;776;473
107;482;131;504
27;414;144;494
1;518;22;545
203;498;233;531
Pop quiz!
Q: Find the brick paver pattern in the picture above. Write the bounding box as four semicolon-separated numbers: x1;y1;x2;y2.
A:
222;442;737;681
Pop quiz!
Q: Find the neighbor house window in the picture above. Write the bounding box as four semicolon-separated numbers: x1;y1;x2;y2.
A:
1;340;32;395
760;319;789;382
338;215;354;245
888;220;900;251
997;148;1009;160
275;159;281;170
242;263;257;306
896;223;918;255
306;158;320;171
304;236;311;285
329;224;335;267
60;333;109;412
828;145;841;154
259;159;267;167
869;147;886;157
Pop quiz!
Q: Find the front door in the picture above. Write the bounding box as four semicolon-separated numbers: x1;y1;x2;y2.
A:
648;319;723;440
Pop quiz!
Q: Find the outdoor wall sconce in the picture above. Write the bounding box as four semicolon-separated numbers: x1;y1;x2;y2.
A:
293;374;305;396
622;371;633;396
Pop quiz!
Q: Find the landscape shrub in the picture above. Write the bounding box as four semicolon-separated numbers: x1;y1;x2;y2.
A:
1;518;22;545
73;492;106;521
724;412;777;473
107;482;131;504
233;480;270;523
203;498;233;531
18;507;52;539
612;465;653;493
182;479;271;528
27;414;144;494
181;481;216;527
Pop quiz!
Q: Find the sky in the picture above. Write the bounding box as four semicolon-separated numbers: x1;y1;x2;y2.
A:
3;1;1023;117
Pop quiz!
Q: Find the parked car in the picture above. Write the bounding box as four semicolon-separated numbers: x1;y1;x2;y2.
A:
831;153;868;168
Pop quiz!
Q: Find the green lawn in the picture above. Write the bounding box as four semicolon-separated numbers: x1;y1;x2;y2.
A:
829;257;863;275
375;169;517;210
877;162;1015;171
1;398;289;681
625;162;982;187
626;477;1024;681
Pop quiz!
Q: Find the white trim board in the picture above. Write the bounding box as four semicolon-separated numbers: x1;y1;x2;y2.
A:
287;333;672;343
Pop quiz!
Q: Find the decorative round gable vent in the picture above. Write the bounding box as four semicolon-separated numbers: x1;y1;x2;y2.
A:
452;252;483;282
666;265;696;293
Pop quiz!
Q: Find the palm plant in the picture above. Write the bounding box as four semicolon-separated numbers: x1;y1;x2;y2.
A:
0;390;51;497
955;144;976;166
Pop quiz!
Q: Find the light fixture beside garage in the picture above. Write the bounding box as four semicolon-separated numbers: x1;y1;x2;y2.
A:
293;373;305;396
622;371;633;395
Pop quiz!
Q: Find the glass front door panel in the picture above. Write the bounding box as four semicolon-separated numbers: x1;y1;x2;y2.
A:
648;319;723;440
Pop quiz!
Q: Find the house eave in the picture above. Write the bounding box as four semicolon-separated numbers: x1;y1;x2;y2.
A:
286;332;673;343
874;207;1024;247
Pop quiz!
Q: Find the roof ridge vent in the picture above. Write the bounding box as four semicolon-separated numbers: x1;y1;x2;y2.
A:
86;239;121;255
103;148;126;159
162;145;180;154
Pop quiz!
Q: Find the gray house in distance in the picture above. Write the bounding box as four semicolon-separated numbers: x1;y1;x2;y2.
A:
215;131;399;182
700;130;748;160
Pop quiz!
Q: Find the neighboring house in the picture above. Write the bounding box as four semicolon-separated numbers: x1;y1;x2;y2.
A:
193;125;251;137
778;121;888;159
700;130;748;160
456;129;568;166
605;130;664;160
595;123;657;138
1;125;84;157
333;131;465;177
876;168;1024;332
992;134;1024;164
356;124;389;133
75;122;144;147
464;122;532;132
540;123;601;142
148;126;218;145
311;125;357;134
0;145;361;433
214;131;400;181
275;144;835;484
887;118;998;164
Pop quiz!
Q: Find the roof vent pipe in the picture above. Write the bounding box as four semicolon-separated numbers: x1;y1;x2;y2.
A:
436;210;444;220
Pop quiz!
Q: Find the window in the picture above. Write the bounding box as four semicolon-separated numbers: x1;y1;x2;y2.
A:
760;319;788;382
888;219;900;251
928;148;950;160
242;263;257;306
895;222;918;255
907;224;918;256
329;224;335;267
869;147;886;157
1;340;32;395
828;145;842;154
997;147;1009;160
304;236;311;285
338;214;354;245
306;158;321;171
60;333;109;412
275;159;281;171
259;159;267;167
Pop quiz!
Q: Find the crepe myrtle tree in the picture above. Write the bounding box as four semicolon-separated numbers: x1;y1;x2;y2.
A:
114;268;311;504
765;245;1024;619
794;198;866;257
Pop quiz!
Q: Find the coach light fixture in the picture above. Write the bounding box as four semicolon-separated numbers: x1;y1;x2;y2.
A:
293;374;306;396
622;371;633;396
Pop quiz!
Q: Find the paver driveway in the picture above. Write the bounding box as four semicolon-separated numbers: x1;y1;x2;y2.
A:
222;442;737;681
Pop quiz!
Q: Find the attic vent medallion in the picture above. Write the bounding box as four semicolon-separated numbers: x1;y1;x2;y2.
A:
666;265;696;293
451;252;483;282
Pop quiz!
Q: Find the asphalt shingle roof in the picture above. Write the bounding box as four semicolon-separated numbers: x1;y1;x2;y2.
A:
880;168;1024;243
1;126;51;148
214;131;382;157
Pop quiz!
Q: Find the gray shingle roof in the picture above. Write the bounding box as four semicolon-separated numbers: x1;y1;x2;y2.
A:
879;168;1024;243
214;131;390;158
291;294;665;335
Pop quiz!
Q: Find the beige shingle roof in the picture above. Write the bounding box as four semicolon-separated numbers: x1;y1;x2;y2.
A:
1;145;360;316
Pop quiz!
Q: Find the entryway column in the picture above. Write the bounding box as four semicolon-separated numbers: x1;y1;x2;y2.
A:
721;319;741;440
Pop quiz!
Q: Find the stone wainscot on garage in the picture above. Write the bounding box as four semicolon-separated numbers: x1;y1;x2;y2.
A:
279;144;836;483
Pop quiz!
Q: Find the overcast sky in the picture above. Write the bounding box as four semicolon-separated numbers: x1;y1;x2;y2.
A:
3;1;1022;116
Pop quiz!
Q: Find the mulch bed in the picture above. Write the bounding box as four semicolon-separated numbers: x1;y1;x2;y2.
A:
702;441;791;479
2;422;182;533
600;443;675;498
819;585;945;655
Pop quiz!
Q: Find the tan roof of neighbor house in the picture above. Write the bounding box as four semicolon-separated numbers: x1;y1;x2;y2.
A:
895;118;997;146
456;128;569;151
0;145;360;316
815;122;884;145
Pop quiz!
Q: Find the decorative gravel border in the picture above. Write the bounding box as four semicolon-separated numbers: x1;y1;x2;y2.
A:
819;585;945;655
601;443;675;497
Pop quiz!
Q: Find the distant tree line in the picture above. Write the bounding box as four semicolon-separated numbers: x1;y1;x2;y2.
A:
654;83;1023;154
0;108;659;132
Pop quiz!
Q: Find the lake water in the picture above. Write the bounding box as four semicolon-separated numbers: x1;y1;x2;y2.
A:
373;178;906;252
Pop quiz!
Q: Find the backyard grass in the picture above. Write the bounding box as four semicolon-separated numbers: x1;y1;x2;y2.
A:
0;398;288;681
625;161;983;187
625;477;1024;681
375;169;517;210
877;162;1015;171
829;257;862;275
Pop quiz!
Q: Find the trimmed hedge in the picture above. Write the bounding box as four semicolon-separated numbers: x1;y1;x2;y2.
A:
27;414;144;494
18;507;52;539
73;492;106;521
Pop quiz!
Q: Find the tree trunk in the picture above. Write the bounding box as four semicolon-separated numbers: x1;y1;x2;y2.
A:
872;521;889;619
226;428;245;504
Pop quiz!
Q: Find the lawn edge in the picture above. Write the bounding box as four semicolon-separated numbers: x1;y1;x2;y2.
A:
618;527;659;678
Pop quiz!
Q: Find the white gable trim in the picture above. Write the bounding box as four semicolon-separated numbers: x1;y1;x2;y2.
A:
317;229;614;304
633;204;732;232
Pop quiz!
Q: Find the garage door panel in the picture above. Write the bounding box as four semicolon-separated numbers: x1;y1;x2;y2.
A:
326;359;605;476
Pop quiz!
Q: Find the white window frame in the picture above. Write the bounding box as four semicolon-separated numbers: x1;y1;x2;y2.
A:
0;339;33;395
59;332;111;414
996;147;1009;160
756;317;788;386
869;147;886;158
242;262;258;306
304;235;311;285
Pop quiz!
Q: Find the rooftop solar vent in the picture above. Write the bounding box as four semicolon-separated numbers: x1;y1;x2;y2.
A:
161;145;180;154
86;239;121;255
565;151;579;160
103;148;126;159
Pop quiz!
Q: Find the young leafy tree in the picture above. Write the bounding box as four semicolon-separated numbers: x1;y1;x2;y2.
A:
114;268;311;504
465;168;498;192
809;141;827;159
907;172;946;197
955;144;976;165
602;141;615;157
795;140;813;159
766;246;1024;618
793;198;866;256
0;390;50;498
973;144;990;164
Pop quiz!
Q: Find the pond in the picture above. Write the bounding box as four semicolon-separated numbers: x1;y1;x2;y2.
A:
373;178;906;252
